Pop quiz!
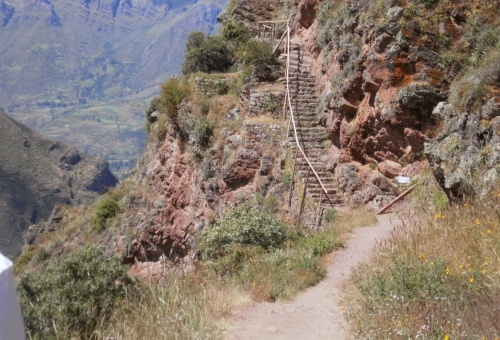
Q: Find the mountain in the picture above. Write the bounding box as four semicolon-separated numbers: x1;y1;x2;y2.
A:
0;110;118;257
0;0;224;104
0;0;226;178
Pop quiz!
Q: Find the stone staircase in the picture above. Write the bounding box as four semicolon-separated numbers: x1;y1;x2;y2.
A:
283;40;342;208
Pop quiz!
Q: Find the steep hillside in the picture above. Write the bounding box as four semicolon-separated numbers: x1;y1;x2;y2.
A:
0;111;117;257
0;0;226;177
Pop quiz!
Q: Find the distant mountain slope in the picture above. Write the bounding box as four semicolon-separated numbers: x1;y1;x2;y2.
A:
0;0;225;105
0;111;118;257
0;0;226;178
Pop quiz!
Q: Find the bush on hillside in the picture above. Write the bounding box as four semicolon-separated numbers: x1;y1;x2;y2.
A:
193;116;214;147
221;21;251;44
159;77;190;118
17;246;133;339
237;39;277;67
182;32;234;74
200;202;287;257
91;197;119;231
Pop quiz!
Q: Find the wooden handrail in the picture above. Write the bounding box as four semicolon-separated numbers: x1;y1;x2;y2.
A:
273;30;287;54
284;26;333;204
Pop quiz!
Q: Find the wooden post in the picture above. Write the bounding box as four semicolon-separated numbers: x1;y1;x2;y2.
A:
298;168;311;222
288;148;299;208
315;188;323;229
376;184;416;215
282;91;288;121
285;116;291;142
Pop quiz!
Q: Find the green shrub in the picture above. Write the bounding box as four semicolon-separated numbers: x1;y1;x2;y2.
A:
267;98;278;112
221;20;251;44
182;32;234;74
92;197;119;231
417;0;439;9
324;208;337;224
14;250;34;275
237;39;277;67
158;77;189;119
300;233;336;256
431;188;449;212
17;246;133;339
282;172;292;189
32;246;51;264
145;96;161;116
194;116;214;147
200;202;287;257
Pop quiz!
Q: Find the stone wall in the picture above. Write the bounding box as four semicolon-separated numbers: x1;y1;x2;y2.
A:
248;89;285;118
194;77;230;98
244;122;284;147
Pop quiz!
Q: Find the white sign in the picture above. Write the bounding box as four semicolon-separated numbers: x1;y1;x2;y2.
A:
0;253;26;340
397;176;411;184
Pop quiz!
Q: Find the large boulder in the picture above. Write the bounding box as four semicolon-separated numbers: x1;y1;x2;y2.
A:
378;160;403;179
222;148;262;189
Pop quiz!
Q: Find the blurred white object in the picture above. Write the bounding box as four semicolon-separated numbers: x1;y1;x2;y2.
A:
0;253;26;340
397;175;411;184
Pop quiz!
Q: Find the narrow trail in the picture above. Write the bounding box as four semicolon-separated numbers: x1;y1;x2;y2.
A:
226;213;400;340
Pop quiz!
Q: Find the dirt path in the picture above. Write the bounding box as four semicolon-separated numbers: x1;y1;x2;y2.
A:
226;213;399;340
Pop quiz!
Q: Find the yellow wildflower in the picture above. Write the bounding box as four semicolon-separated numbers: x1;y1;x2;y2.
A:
460;264;464;270
431;262;435;266
419;253;425;260
488;229;492;234
464;203;467;207
476;219;480;225
483;269;487;274
446;267;450;275
470;278;474;283
444;335;449;340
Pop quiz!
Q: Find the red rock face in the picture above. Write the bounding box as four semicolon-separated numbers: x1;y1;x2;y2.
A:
297;0;444;176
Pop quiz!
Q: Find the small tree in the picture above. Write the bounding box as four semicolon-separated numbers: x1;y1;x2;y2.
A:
182;32;234;74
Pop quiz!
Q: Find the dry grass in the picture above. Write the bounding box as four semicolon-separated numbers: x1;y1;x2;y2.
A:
95;273;241;340
343;182;500;339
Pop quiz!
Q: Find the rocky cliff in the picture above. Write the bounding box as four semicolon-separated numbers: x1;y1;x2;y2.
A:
0;111;118;256
290;0;500;202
